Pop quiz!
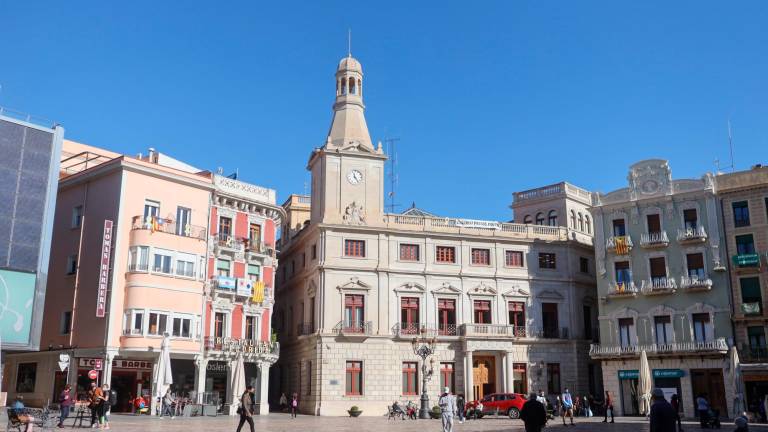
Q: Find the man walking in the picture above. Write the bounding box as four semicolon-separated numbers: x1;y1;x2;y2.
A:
88;382;103;428
561;388;575;426
438;387;456;432
456;394;465;424
649;388;677;432
603;390;615;423
161;388;175;419
236;386;255;432
520;393;548;432
58;384;73;428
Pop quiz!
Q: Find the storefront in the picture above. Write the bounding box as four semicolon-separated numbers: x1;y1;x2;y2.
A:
618;370;639;416
109;359;153;413
690;369;726;417
744;372;768;421
652;369;684;407
205;360;229;408
76;358;105;398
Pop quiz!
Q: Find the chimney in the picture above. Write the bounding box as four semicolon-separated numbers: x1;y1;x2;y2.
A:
148;147;158;163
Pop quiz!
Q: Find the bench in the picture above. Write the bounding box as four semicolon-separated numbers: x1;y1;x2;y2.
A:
7;408;57;431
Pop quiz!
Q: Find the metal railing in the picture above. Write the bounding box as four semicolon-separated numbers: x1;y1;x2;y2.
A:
392;323;458;338
606;236;633;253
640;277;677;294
128;263;149;272
640;231;670;248
590;337;728;357
677;226;707;242
333;320;373;336
738;345;768;363
607;282;639;296
214;234;245;251
131;215;207;240
680;275;713;290
459;324;569;339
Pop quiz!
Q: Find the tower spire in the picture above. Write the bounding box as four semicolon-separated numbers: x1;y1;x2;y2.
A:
325;52;377;153
348;28;352;57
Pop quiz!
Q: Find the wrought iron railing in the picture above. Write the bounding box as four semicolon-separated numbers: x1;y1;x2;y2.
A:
640;277;677;294
680;275;713;290
677;226;707;242
590;337;728;357
640;231;670;248
607;281;639;296
131;215;207;240
459;324;569;339
333;320;373;335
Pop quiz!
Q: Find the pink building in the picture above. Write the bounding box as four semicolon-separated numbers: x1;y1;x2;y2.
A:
3;141;282;415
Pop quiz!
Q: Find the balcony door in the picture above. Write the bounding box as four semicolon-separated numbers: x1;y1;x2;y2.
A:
437;299;456;335
649;257;667;285
542;303;558;337
618;318;634;348
683;209;698;230
654;316;672;345
400;297;420;334
508;302;526;336
612;219;626;236
344;294;364;331
176;207;191;236
646;214;661;234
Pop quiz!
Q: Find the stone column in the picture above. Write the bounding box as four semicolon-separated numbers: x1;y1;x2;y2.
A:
505;351;515;394
464;351;474;401
102;350;118;388
258;362;271;415
194;356;208;404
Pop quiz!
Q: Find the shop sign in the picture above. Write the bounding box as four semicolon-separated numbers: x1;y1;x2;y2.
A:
79;358;103;370
217;276;236;290
653;369;684;378
206;361;228;373
236;278;253;297
96;220;114;318
618;370;639;379
206;337;275;354
112;359;153;370
743;374;768;382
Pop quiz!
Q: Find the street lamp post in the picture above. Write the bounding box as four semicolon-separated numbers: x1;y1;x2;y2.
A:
411;331;437;419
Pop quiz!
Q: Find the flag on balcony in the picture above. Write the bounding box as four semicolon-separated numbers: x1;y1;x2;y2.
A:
151;216;160;233
615;236;629;255
252;281;265;303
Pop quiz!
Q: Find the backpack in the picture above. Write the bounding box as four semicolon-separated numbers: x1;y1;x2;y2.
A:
109;390;117;406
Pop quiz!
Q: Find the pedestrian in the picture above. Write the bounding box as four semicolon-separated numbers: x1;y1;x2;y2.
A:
236;386;255;432
162;388;175;419
734;415;749;432
58;384;73;428
561;388;575;426
88;382;103;428
583;395;591;417
536;390;549;421
100;384;112;430
291;393;298;418
520;393;548;432
696;393;710;428
603;391;615;423
438;387;456;432
456;394;465;423
670;394;682;431
650;388;677;432
279;392;288;412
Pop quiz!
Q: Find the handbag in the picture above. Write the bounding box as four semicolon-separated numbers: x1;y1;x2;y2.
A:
236;405;243;415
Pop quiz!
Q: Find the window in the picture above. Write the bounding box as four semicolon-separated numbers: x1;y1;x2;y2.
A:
733;201;750;227
513;363;528;394
176;257;195;278
612;218;626;236
66;255;77;275
219;216;232;237
570;211;577;229
579;257;590;274
736;234;756;255
153;250;173;274
344;295;365;331
578;213;584;231
148;312;169;336
127;310;144;335
399;244;420;261
344;239;366;257
60;311;72;335
440;363;455;393
311;244;317;260
15;363;37;393
542;303;559;338
437;299;456;335
172;316;192;338
345;361;363;395
523;215;532;224
649;257;667;283
309;297;316;331
471;248;491;265
585;215;591;234
143;200;160;221
249;223;262;244
129;246;149;271
247;264;260;281
245;315;258;340
214;312;226;338
538;253;556;269
435;246;456;263
748;326;766;350
686;253;705;278
692;313;710;342
646;214;661;234
535;213;545;225
547;210;557;226
654;316;672;345
615;261;631;286
618;318;634;347
176;207;191;236
508;301;526;330
400;297;420;333
683;208;698;230
402;362;418;395
546;363;561;395
216;259;231;277
505;250;524;267
583;305;593;340
71;206;83;228
741;277;762;315
473;300;492;324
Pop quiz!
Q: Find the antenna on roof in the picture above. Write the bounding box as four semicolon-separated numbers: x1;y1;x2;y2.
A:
727;118;735;172
348;29;352;57
384;137;401;213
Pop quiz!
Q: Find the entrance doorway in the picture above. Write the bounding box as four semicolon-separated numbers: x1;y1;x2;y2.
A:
691;369;726;417
473;356;496;400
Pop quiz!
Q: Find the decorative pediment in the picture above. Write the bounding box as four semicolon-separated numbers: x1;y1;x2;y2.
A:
337;277;371;291
536;289;564;300
431;282;461;295
468;281;497;295
502;286;530;298
394;282;426;293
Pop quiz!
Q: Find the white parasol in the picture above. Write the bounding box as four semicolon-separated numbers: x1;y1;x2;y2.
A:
638;350;653;416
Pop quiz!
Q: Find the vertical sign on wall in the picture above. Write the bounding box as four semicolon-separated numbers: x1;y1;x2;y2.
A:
96;220;114;318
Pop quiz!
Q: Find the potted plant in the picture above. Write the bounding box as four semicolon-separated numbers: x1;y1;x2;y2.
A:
429;405;441;419
348;405;363;417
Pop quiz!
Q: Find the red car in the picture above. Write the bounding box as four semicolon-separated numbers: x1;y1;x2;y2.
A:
465;393;527;419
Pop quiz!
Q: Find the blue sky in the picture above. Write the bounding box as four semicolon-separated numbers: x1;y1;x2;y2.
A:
2;1;767;220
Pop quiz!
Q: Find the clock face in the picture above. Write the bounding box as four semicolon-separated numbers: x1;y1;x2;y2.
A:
347;169;363;185
641;179;659;194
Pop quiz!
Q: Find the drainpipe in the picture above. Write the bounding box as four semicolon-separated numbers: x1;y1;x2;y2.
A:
719;197;737;347
69;182;89;348
198;189;214;403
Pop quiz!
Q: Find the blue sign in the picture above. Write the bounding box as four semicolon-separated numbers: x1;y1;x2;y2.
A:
654;369;684;378
0;269;37;344
618;370;639;379
217;276;236;290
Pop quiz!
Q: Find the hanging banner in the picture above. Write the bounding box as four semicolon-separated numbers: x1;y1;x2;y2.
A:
96;220;114;317
237;278;254;297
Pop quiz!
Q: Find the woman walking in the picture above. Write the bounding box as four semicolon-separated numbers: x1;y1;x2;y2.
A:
58;384;73;428
291;393;298;418
236;386;255;432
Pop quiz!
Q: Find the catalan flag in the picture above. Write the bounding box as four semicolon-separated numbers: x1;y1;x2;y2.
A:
252;280;265;303
151;216;160;233
615;236;629;255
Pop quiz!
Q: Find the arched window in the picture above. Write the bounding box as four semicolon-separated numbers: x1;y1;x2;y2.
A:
336;79;341;96
358;78;362;96
570;210;577;229
341;77;347;95
578;213;584;232
349;77;356;95
548;210;557;226
535;212;545;225
523;215;533;224
585;215;592;234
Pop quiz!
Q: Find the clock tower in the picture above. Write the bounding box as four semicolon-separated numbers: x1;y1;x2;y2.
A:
307;55;387;225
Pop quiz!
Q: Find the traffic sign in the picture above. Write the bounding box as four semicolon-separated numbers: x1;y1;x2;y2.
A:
88;370;98;380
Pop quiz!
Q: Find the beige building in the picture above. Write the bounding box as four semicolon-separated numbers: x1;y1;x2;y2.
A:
716;165;768;416
273;55;600;416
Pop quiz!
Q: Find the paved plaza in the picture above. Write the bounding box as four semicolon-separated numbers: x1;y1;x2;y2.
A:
50;413;768;432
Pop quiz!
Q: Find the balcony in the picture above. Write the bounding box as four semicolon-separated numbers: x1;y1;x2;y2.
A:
640;277;677;296
131;215;207;240
680;275;713;292
590;337;728;359
214;234;245;254
607;282;639;298
297;323;316;336
733;253;761;271
640;231;670;249
458;324;568;339
677;226;707;243
391;323;458;338
244;239;276;258
606;236;633;255
333;320;373;337
738;345;768;363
